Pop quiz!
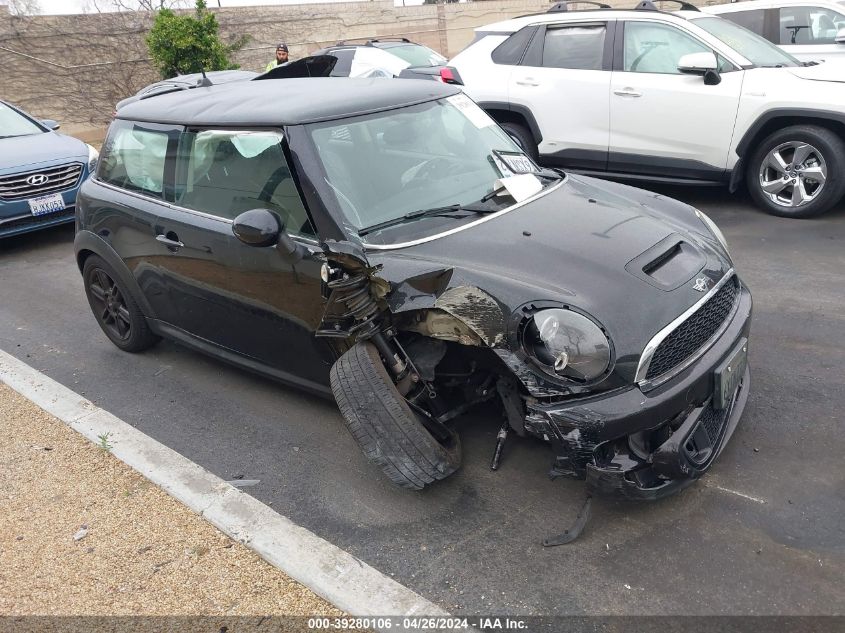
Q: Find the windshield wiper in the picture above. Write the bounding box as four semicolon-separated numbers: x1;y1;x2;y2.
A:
358;202;504;237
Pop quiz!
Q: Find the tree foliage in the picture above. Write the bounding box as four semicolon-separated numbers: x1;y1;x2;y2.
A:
146;0;248;79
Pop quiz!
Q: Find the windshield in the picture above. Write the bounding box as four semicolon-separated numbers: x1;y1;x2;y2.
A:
383;43;447;67
307;95;553;243
0;102;45;138
691;16;801;67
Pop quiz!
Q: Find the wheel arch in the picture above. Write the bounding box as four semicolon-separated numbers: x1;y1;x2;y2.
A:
732;110;845;192
476;101;543;145
75;229;158;320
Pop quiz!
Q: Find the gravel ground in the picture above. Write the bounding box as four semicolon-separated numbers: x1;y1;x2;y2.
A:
0;383;344;618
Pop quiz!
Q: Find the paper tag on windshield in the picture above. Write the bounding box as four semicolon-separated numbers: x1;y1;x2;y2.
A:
447;94;494;129
494;174;543;203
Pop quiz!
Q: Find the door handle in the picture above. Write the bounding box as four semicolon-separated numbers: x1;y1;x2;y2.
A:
613;88;642;97
156;233;184;249
516;78;540;87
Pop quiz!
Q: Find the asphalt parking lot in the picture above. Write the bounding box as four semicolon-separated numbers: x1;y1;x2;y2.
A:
1;185;843;617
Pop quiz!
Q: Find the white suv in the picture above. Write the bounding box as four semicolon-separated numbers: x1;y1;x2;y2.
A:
450;0;845;218
705;0;845;63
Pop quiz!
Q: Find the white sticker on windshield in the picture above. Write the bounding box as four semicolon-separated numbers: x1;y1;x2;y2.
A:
494;174;543;203
447;93;494;129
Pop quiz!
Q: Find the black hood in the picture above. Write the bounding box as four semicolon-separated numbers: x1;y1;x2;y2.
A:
368;175;732;383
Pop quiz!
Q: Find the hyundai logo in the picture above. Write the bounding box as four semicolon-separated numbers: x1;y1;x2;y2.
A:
26;174;49;186
692;277;710;293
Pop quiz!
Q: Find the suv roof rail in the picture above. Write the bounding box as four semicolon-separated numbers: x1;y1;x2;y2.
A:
634;0;700;11
333;37;412;46
548;1;611;12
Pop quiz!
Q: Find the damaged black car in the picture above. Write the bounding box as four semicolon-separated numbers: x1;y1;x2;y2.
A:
75;78;751;500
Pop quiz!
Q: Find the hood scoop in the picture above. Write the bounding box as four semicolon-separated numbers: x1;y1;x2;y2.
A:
626;234;705;291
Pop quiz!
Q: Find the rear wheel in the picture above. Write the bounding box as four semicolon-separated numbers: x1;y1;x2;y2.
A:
500;121;539;162
330;341;461;490
83;255;160;353
746;125;845;218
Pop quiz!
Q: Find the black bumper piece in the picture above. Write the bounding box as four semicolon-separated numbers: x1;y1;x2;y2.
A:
525;286;753;500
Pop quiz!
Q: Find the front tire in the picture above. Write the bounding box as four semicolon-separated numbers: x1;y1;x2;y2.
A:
330;341;461;490
746;125;845;218
83;255;160;353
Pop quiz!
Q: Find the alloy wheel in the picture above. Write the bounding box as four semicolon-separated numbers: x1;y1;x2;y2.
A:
87;268;132;341
758;141;827;208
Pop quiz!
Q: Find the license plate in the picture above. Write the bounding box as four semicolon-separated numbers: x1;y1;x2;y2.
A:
28;192;65;216
714;337;748;410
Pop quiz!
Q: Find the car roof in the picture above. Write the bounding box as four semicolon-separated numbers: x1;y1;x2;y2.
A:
116;77;460;127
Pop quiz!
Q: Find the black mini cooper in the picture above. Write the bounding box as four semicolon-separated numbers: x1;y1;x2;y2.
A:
75;78;751;500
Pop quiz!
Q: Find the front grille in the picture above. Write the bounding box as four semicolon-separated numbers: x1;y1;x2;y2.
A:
698;401;728;443
645;275;740;381
0;162;83;201
0;208;75;232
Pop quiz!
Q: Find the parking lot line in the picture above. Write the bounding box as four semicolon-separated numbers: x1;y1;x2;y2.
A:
0;348;448;622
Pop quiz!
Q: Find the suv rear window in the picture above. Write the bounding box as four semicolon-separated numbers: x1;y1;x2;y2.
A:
542;24;606;70
98;120;177;198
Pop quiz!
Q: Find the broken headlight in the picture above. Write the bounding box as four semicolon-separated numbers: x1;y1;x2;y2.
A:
523;309;610;382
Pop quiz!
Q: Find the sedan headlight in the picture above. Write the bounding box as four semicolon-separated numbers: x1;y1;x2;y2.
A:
694;208;729;257
86;144;99;174
523;309;611;382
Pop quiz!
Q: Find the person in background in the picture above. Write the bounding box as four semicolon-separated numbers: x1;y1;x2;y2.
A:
265;43;289;72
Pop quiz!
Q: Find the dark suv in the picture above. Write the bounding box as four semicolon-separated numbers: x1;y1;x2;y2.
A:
75;78;752;500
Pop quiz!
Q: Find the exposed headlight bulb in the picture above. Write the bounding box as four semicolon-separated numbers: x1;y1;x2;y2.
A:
526;308;610;382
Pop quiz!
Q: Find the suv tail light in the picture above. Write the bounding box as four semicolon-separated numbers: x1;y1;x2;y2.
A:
439;66;463;85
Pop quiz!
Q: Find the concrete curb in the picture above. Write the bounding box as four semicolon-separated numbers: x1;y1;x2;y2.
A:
0;349;448;622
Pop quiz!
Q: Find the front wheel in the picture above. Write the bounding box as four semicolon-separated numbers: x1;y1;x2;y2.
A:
330;341;461;490
746;125;845;218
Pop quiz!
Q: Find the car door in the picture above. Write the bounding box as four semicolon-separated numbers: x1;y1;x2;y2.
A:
508;20;614;170
150;127;332;389
92;119;181;303
777;5;845;62
608;19;744;181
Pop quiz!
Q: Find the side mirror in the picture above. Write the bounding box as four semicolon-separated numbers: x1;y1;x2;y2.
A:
233;208;282;247
677;52;718;74
41;119;60;130
232;208;305;262
836;27;845;43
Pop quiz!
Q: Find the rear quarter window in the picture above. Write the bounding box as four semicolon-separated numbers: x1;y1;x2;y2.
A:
492;26;538;64
97;120;179;199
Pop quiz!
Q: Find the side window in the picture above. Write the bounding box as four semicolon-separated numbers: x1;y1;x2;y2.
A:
722;9;767;36
542;24;607;70
176;129;315;237
779;6;845;44
328;48;355;77
491;25;537;65
98;120;177;199
623;21;710;74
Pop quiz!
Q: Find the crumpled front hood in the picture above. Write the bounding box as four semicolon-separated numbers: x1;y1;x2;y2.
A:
0;131;88;173
369;175;731;384
787;62;845;83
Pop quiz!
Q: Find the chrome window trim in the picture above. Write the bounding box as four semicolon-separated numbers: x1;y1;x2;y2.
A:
362;178;566;251
90;178;320;246
635;268;738;391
